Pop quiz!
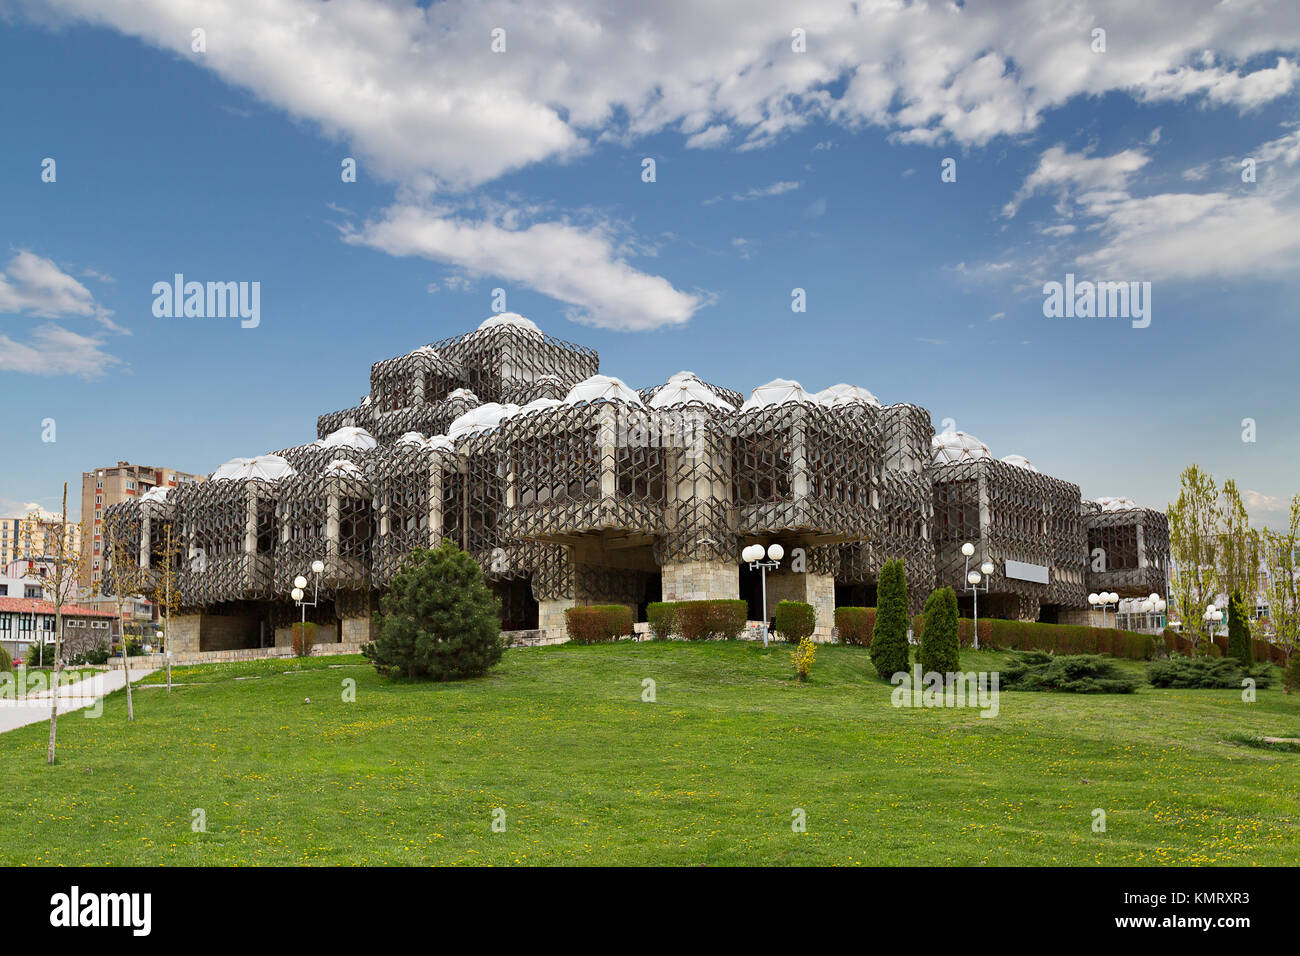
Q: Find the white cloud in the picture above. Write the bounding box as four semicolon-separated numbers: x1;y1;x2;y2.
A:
345;204;702;330
0;322;125;379
1003;145;1150;218
0;250;123;331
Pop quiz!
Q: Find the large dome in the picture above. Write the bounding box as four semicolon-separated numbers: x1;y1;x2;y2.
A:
473;312;543;336
932;430;990;464
815;383;880;408
448;402;521;439
740;378;814;413
563;374;645;407
1095;495;1140;511
211;455;297;482
649;372;733;410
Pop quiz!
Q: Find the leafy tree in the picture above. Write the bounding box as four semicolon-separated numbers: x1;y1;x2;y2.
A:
919;587;960;674
1226;590;1253;667
1167;465;1220;648
1260;495;1300;664
870;559;910;679
364;540;503;681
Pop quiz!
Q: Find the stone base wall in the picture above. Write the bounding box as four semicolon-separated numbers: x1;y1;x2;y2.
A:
340;616;373;644
766;570;836;639
144;642;367;666
661;560;738;602
169;615;201;656
538;598;576;642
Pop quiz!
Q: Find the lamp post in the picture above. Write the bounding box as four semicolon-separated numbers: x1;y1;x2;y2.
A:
960;542;993;650
1088;591;1119;627
1202;603;1223;647
1140;593;1167;632
743;543;784;648
291;559;326;641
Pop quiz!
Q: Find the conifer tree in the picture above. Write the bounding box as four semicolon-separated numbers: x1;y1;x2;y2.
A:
870;559;910;679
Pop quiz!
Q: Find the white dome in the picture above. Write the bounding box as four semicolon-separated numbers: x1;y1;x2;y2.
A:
932;431;990;465
408;345;439;358
396;432;428;446
474;312;543;336
211;455;297;482
427;435;456;452
446;387;479;403
1001;454;1037;472
740;378;814;413
563;374;645;407
448;402;521;439
649;373;733;410
322;459;364;478
140;486;171;504
1095;496;1140;511
319;426;378;451
815;383;880;408
519;397;563;415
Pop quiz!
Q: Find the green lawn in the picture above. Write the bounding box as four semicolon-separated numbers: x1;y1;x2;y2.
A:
1;642;1296;865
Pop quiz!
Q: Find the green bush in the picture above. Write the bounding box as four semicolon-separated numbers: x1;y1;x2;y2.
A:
364;540;503;681
1196;640;1223;658
71;642;111;666
0;645;12;674
1227;591;1253;667
834;607;874;646
919;587;960;674
1000;651;1141;693
646;602;678;641
644;600;747;641
774;601;815;643
870;559;910;679
1285;655;1300;694
1147;655;1273;689
917;617;1157;660
565;605;634;644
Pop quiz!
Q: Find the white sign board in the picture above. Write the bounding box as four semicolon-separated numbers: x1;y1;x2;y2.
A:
1004;559;1049;584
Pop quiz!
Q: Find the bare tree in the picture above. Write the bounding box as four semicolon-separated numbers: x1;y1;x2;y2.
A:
19;485;81;764
153;523;184;692
102;512;149;722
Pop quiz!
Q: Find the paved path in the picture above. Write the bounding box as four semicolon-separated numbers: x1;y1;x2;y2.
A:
0;666;158;734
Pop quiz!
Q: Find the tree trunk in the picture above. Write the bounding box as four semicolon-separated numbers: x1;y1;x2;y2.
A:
47;616;62;764
121;630;134;721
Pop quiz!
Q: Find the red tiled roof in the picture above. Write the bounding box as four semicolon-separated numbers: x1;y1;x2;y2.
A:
0;597;118;618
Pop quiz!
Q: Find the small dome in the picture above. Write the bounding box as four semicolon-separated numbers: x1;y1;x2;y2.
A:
427;434;456;452
408;345;439;358
446;387;480;403
1001;454;1037;472
519;397;563;415
649;373;733;410
322;459;363;478
474;312;543;336
140;486;171;504
1095;496;1140;511
319;426;378;451
563;374;645;407
740;378;814;413
932;431;990;465
815;384;880;408
211;455;297;482
448;402;521;439
396;432;428;446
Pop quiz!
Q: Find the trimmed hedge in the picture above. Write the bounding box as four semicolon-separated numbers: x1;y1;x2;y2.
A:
565;605;634;644
290;621;317;657
774;601;816;643
644;600;748;641
906;615;1157;660
835;607;875;646
919;587;960;674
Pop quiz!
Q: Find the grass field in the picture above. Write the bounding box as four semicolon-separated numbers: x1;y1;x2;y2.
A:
1;641;1296;865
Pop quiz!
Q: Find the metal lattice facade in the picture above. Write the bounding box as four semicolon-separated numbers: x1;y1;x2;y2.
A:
100;313;1164;642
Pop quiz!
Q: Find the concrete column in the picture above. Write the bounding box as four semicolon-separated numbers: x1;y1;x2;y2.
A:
428;459;444;545
170;614;201;655
139;514;151;569
766;569;835;639
598;406;617;502
661;560;738;602
539;597;576;642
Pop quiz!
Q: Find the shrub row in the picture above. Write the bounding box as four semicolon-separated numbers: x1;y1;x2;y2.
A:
1001;650;1141;693
840;607;1159;660
774;601;816;643
1148;655;1273;689
565;605;635;644
645;600;748;641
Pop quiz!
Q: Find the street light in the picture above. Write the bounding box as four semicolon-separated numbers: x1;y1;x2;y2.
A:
1202;603;1223;644
1140;592;1167;630
743;543;784;648
1088;591;1119;627
960;542;993;649
292;560;325;637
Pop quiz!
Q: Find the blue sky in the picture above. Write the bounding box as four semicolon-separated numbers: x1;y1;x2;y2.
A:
2;1;1299;524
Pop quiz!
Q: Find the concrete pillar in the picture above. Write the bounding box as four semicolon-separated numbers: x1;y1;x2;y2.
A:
661;560;738;603
539;598;576;642
140;514;152;569
766;570;835;639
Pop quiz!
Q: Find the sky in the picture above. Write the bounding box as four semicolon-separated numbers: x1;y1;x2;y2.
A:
1;0;1298;525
